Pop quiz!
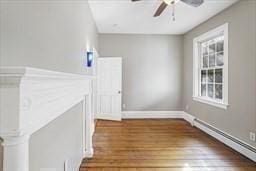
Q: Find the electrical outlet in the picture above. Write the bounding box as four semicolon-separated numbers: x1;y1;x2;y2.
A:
185;105;189;110
249;132;256;142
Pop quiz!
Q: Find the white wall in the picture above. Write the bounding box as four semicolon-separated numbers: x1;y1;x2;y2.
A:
0;0;99;170
99;34;184;111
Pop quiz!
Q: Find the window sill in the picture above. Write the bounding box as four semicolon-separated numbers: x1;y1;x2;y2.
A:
193;96;228;110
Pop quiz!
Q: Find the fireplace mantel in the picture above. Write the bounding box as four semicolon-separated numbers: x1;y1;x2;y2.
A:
0;67;94;171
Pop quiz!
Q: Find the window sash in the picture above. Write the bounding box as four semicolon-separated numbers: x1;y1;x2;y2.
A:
198;35;225;102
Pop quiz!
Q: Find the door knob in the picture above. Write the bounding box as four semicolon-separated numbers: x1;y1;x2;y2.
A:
118;91;121;94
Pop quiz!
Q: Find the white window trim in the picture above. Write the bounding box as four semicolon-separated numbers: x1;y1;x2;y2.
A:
193;23;229;109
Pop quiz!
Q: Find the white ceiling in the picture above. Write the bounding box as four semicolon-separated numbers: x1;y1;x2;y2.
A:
88;0;238;34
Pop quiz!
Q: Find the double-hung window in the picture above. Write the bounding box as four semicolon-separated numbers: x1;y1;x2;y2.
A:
193;23;228;109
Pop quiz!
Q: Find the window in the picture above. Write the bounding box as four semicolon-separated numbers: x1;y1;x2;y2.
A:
193;23;228;109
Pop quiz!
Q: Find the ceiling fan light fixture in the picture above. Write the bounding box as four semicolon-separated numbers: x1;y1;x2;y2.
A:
163;0;180;5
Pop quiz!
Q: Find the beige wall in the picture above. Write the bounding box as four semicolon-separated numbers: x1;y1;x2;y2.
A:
0;0;98;74
99;34;184;111
0;0;98;170
183;0;256;147
0;145;2;171
0;0;255;170
0;104;84;171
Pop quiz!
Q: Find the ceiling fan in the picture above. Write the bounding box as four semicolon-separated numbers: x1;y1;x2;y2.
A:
131;0;204;20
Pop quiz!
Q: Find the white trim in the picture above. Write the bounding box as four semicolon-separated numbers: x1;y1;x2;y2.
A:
193;96;228;109
122;111;184;119
97;114;122;121
193;23;229;110
0;67;95;171
0;67;94;80
182;112;195;126
84;148;94;158
91;122;95;136
183;112;256;162
1;134;30;171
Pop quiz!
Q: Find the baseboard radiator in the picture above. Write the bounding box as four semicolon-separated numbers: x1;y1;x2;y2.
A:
194;118;256;162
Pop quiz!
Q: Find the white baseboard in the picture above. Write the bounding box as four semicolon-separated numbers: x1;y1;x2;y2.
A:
64;153;84;171
122;111;184;119
84;148;94;158
182;111;196;126
183;112;256;162
97;114;121;121
91;122;95;136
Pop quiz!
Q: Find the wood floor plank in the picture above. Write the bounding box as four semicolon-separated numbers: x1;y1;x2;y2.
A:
80;119;256;170
81;167;256;171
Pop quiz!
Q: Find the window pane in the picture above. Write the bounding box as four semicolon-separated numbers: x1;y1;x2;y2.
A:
217;41;224;52
215;84;223;100
201;70;207;83
208;69;214;83
215;69;223;83
201;84;206;96
208;84;214;98
209;53;215;67
203;55;208;68
215;35;224;42
216;52;224;66
203;45;208;56
209;43;216;54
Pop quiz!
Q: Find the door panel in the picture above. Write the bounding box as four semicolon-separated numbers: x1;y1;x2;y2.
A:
97;58;122;121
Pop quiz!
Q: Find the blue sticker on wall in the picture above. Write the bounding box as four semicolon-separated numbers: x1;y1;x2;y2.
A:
87;51;93;67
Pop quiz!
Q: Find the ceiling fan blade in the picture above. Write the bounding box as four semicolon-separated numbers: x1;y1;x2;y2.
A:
180;0;204;7
154;2;168;17
131;0;142;1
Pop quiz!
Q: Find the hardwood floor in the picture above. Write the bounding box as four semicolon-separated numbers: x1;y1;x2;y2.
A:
80;119;256;171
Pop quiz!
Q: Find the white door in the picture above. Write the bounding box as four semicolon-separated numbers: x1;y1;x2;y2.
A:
97;57;122;121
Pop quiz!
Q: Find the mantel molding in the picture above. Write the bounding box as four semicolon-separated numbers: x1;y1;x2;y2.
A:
0;67;94;84
0;67;94;171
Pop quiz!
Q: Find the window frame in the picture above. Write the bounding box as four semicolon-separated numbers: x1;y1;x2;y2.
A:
193;23;229;109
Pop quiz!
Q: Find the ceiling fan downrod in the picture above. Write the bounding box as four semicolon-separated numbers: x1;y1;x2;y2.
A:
172;2;176;21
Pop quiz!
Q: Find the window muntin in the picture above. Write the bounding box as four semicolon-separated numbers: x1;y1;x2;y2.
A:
199;36;224;102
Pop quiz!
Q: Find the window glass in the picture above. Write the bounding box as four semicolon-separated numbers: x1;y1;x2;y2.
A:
208;84;214;98
208;69;214;83
209;42;216;54
215;69;223;83
199;35;225;101
209;53;215;67
201;84;207;96
217;40;224;52
201;70;207;83
215;84;223;100
216;52;224;66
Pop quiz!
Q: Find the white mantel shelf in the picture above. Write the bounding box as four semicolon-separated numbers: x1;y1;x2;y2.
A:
0;67;94;171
